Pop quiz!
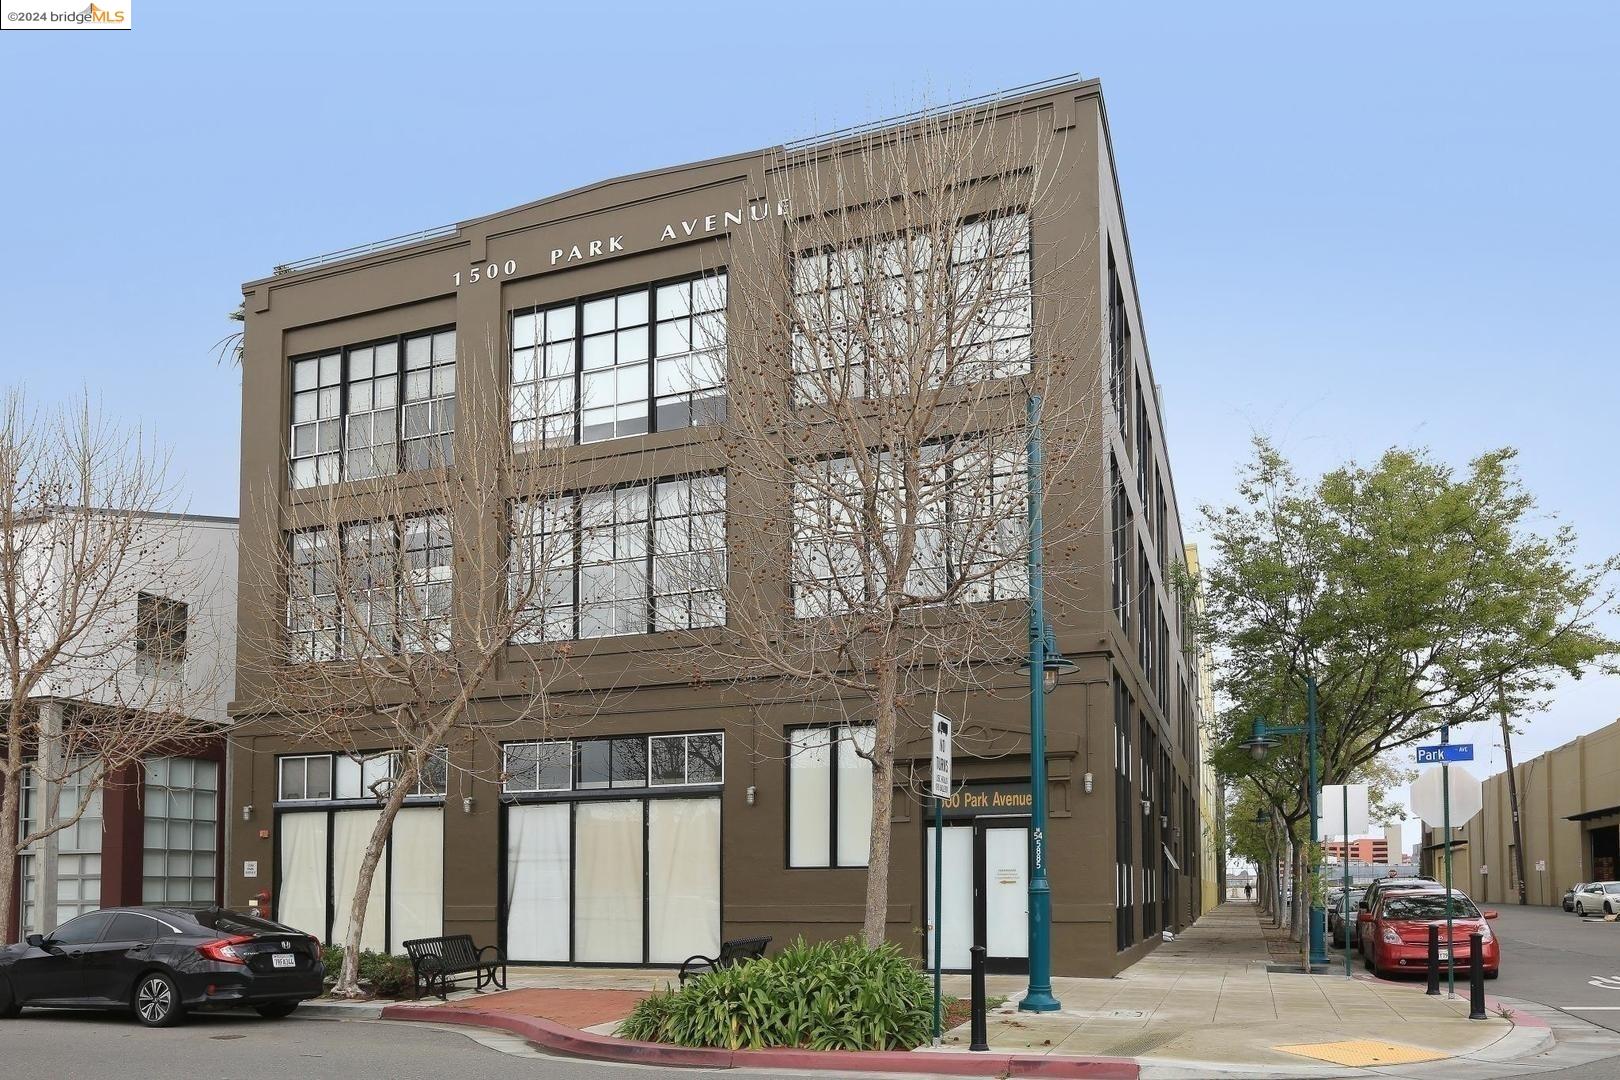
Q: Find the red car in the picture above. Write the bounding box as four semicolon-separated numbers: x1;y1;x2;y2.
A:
1361;889;1499;979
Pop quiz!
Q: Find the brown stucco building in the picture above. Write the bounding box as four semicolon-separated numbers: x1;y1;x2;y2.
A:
226;77;1206;977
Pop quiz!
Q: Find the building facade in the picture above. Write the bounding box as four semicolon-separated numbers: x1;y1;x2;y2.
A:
226;79;1204;976
1185;544;1222;917
1448;716;1620;906
5;513;237;938
1324;838;1389;863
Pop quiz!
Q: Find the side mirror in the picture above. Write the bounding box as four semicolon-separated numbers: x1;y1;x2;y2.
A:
1358;911;1373;923
25;933;45;948
1483;910;1499;920
1358;901;1370;911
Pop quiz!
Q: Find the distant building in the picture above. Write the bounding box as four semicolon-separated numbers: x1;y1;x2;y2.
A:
1186;544;1221;916
1324;838;1388;863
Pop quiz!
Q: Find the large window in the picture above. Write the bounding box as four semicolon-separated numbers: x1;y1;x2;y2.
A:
17;760;103;933
791;444;1027;617
277;749;448;803
791;216;1031;404
1110;456;1130;632
502;733;723;794
1114;675;1134;951
510;273;727;449
1108;248;1131;440
787;725;874;869
511;474;726;642
142;756;218;905
286;513;451;661
289;328;456;488
135;593;188;665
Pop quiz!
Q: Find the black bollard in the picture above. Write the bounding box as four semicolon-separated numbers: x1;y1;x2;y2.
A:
1426;924;1440;995
1468;932;1487;1019
969;944;990;1052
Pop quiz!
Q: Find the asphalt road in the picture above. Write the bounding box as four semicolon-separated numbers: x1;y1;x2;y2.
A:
0;1010;902;1080
1482;902;1620;1033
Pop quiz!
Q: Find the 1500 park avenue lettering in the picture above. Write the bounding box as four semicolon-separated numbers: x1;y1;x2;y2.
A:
456;197;794;284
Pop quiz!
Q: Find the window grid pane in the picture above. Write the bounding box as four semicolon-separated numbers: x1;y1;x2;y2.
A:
141;756;218;905
510;274;726;450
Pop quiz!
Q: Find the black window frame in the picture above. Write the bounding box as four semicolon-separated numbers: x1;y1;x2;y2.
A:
287;325;457;490
135;592;188;664
784;723;874;870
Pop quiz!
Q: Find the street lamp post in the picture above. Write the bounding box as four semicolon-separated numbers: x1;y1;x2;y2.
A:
1019;393;1073;1014
1240;675;1329;967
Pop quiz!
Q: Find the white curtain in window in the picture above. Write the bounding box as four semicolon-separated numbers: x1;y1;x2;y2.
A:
388;807;443;952
330;809;387;953
788;729;830;866
277;813;329;941
648;798;720;964
836;726;875;867
574;801;643;963
505;803;571;962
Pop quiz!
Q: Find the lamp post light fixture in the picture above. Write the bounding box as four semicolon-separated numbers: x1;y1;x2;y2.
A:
1239;676;1328;967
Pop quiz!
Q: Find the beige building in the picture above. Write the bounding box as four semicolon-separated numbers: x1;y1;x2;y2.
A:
1447;716;1620;906
1185;544;1221;915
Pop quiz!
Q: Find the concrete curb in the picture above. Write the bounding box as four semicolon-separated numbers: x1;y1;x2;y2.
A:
378;1004;1140;1077
295;1000;385;1021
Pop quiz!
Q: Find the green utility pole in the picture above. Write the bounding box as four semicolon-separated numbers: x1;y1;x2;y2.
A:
1020;392;1060;1014
1442;721;1455;997
1342;786;1352;979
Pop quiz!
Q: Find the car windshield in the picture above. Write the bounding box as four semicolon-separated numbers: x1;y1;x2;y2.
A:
1382;895;1480;920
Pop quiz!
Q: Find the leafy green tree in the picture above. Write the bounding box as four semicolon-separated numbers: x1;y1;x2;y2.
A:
1205;439;1617;940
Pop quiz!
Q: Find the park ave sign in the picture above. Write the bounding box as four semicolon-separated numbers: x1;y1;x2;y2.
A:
1409;763;1484;827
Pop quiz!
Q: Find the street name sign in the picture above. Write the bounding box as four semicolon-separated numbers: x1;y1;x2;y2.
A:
1415;743;1474;764
931;712;952;798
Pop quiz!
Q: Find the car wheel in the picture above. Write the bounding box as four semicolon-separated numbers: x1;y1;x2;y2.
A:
0;977;20;1019
1577;902;1586;916
132;972;184;1028
254;1001;299;1019
1485;969;1499;980
1607;903;1614;916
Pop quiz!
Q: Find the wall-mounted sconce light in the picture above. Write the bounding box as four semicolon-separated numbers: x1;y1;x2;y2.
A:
1082;772;1094;794
462;795;474;815
242;805;253;821
746;785;757;806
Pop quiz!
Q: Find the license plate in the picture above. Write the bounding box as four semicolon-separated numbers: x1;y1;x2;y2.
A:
1437;948;1450;961
272;953;296;969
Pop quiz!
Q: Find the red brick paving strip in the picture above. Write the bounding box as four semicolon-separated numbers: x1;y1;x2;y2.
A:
423;988;649;1030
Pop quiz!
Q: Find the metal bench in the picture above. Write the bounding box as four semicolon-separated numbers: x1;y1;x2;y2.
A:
678;936;772;984
402;934;507;1000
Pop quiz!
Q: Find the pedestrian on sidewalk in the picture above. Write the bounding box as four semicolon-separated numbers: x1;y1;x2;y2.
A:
1244;882;1252;900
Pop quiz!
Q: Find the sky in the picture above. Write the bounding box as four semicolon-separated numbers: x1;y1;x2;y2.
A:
2;1;1616;828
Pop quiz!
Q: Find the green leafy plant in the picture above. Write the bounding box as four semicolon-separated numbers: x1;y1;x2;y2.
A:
319;946;415;999
618;937;932;1051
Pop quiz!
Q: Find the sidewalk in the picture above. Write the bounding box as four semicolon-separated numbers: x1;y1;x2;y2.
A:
932;902;1534;1074
308;903;1554;1078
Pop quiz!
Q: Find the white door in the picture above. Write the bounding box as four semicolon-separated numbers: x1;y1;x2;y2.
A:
506;803;571;961
277;813;329;941
925;825;974;969
647;798;721;963
983;827;1029;961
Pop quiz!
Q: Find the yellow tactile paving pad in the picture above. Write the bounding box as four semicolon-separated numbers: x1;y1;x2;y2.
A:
1274;1039;1448;1066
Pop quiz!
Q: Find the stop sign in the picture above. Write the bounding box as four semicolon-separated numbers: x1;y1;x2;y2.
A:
1410;764;1483;827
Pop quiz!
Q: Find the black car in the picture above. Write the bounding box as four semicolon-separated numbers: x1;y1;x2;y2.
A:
0;907;323;1027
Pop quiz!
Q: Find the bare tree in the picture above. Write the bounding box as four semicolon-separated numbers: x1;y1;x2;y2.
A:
0;389;227;934
235;343;593;997
665;105;1101;947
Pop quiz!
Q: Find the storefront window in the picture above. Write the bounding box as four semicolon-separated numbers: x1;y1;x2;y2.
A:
504;733;721;794
277;750;446;802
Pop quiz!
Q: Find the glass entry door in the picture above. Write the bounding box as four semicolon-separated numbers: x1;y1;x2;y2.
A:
924;816;1030;974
